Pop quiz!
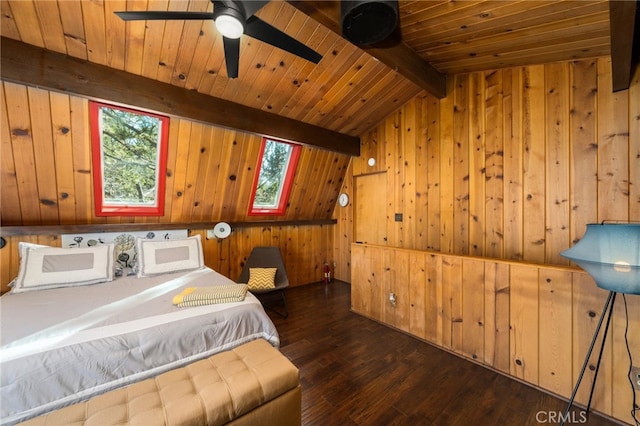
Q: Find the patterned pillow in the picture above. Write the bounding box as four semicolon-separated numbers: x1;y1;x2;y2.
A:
247;268;277;290
172;284;248;307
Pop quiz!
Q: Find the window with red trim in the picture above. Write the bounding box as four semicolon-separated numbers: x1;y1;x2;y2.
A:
90;101;169;216
248;137;301;216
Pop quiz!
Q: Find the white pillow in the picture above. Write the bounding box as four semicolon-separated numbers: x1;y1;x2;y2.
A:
18;241;50;256
8;242;52;288
136;234;204;277
11;244;115;293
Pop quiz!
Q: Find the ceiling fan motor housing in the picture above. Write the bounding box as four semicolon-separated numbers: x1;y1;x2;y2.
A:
341;0;399;46
213;1;247;34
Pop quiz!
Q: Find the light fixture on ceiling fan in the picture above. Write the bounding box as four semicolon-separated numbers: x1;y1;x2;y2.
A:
115;0;322;78
214;10;244;39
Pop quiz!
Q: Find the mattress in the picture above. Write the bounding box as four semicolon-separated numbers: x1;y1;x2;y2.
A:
0;267;280;425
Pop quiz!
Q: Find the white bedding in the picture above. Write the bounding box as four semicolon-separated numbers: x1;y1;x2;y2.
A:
0;267;280;425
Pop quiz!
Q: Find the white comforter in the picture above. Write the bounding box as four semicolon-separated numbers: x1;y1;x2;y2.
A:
0;267;279;425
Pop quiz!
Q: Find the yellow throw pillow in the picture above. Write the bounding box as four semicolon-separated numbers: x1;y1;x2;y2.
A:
247;267;277;290
172;284;248;307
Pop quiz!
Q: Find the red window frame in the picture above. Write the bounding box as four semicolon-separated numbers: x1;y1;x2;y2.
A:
248;137;301;216
90;101;170;216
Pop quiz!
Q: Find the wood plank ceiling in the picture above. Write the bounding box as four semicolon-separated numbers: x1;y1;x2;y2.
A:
399;0;611;74
0;0;616;144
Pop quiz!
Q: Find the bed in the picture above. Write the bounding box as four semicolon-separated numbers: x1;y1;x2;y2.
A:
0;235;280;425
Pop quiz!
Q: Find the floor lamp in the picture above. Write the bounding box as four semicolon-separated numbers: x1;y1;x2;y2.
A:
559;223;640;425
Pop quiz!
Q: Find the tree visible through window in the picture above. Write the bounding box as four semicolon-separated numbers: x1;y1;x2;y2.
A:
249;137;301;215
90;102;169;216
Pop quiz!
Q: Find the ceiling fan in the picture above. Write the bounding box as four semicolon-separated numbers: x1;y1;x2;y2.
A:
115;0;322;78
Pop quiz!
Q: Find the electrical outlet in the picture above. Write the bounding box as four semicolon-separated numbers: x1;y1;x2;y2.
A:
388;292;397;306
631;366;640;391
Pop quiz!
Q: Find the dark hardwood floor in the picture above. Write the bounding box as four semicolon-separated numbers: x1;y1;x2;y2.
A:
265;281;623;426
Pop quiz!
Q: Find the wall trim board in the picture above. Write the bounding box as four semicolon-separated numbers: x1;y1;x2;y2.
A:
0;220;337;237
352;243;583;273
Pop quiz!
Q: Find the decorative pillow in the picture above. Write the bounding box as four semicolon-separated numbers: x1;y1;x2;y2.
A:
247;267;277;290
8;242;52;288
11;244;115;293
172;284;248;307
136;234;204;277
18;241;51;257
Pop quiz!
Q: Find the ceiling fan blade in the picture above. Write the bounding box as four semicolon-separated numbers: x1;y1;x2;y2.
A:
245;16;322;64
223;37;240;78
115;11;214;21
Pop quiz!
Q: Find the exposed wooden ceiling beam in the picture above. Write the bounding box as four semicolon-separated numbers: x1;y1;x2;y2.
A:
609;0;640;92
0;37;360;156
288;0;447;99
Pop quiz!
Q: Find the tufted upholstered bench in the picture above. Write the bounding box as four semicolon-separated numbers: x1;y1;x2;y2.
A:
18;339;301;426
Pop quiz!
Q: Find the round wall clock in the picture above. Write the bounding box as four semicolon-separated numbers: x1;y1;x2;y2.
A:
338;192;350;207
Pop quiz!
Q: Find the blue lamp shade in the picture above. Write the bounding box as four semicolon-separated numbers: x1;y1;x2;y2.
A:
560;224;640;295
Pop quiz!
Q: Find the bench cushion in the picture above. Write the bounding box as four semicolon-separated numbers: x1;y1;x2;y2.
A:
19;339;299;426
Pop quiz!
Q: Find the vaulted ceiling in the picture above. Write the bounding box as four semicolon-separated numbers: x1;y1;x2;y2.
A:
1;0;637;155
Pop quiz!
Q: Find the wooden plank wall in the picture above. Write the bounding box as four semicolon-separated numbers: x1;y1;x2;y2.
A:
351;243;640;424
345;56;640;424
0;224;333;293
0;81;352;226
347;57;639;264
0;81;352;291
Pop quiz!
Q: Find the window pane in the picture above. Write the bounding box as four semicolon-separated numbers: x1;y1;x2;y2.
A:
249;137;301;215
91;102;169;216
99;106;162;206
254;140;293;208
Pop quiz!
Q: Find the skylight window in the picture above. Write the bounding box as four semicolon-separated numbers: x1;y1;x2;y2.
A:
90;101;169;216
248;137;301;215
